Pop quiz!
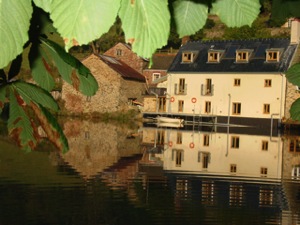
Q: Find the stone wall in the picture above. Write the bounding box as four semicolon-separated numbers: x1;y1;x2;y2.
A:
143;96;157;112
62;55;121;114
282;137;300;179
284;44;300;120
61;54;146;115
120;78;145;105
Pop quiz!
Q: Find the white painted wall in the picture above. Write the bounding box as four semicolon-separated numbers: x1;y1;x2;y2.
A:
167;73;286;119
162;129;283;180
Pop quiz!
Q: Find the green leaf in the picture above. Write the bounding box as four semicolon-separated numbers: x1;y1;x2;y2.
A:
33;103;69;153
11;81;59;112
211;0;260;27
8;87;38;152
0;0;32;68
0;85;7;114
48;0;120;51
119;0;170;59
41;39;73;83
41;38;98;96
30;45;56;91
286;63;300;86
290;98;300;121
76;71;98;96
173;0;208;38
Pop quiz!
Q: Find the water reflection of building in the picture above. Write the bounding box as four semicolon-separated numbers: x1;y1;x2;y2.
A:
142;127;282;180
61;119;143;179
140;126;300;224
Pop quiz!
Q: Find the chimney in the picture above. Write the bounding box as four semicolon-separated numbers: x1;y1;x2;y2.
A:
181;36;190;46
290;18;300;44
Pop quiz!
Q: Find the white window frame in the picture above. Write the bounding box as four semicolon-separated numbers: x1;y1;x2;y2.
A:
152;73;161;81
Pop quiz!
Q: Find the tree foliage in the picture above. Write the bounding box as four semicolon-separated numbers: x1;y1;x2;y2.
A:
1;0;300;151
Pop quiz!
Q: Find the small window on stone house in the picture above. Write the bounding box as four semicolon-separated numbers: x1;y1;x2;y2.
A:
116;49;122;56
152;73;161;81
86;96;92;102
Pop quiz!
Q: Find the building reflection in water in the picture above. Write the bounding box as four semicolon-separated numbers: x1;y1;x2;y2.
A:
140;125;300;224
53;118;300;224
61;118;143;182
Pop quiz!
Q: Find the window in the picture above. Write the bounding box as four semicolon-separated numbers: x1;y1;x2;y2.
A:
263;104;270;114
234;78;241;86
86;96;92;102
84;131;90;139
201;182;215;204
156;130;165;145
230;164;237;173
259;189;273;206
202;153;210;169
176;179;188;196
207;50;224;63
232;103;241;115
205;79;212;95
264;79;272;87
179;78;186;94
152;73;161;81
292;166;300;179
203;134;210;146
116;49;122;56
175;150;184;167
208;52;219;62
178;100;184;112
205;101;211;113
236;50;252;63
266;49;281;62
182;52;196;63
262;141;268;151
289;139;300;153
175;78;187;95
231;136;240;149
158;97;166;112
229;184;243;206
261;167;268;176
177;132;182;144
201;79;213;96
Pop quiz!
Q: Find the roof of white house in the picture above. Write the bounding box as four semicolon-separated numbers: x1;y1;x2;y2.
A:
168;38;297;73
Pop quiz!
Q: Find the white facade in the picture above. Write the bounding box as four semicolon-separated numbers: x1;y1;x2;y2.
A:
142;128;283;180
166;73;286;119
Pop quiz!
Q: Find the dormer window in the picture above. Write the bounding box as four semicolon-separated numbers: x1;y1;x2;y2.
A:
116;49;122;56
182;51;196;63
236;49;253;63
266;49;282;62
207;50;224;63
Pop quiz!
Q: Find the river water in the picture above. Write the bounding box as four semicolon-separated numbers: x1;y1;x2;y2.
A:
1;118;300;225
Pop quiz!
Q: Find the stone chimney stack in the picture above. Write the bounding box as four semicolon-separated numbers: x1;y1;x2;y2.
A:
181;36;190;46
290;18;300;44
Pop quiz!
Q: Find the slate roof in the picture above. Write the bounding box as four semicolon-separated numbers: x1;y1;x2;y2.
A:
99;55;145;82
168;38;297;73
147;53;177;70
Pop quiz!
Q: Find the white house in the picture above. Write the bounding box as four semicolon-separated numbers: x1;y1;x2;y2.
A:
143;20;300;128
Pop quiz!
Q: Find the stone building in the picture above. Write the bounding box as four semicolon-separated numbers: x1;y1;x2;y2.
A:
143;52;176;87
62;54;146;115
104;42;148;74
